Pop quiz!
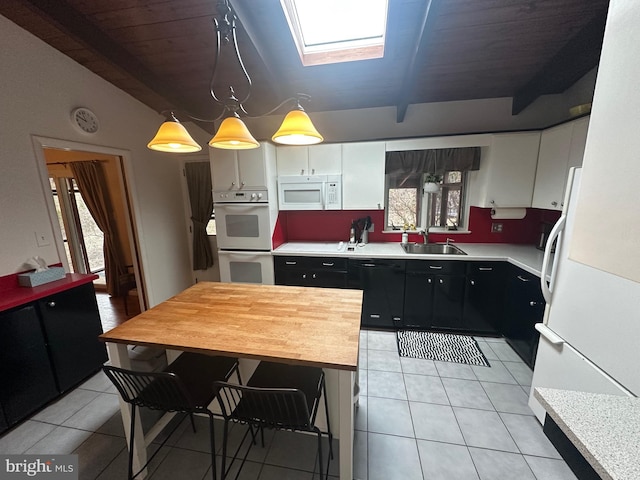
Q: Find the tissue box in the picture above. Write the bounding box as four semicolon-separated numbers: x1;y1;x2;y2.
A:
18;267;66;287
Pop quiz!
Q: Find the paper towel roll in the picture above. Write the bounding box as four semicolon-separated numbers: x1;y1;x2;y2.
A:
490;208;527;219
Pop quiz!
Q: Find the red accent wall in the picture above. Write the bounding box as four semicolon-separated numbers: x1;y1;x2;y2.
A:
274;207;561;245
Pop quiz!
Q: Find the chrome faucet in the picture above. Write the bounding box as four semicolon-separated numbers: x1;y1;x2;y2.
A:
446;238;455;245
421;228;430;244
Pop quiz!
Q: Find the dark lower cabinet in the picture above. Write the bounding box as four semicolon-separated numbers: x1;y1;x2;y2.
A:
432;273;466;330
0;305;58;430
349;259;406;328
403;260;466;331
274;256;348;288
403;267;434;328
463;262;505;334
503;265;545;367
37;283;108;392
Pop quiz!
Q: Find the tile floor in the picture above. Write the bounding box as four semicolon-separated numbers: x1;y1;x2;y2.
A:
0;330;577;480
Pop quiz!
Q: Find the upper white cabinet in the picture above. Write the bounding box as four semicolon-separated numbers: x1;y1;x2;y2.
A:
532;117;590;210
471;132;541;208
210;143;275;192
276;144;342;176
342;142;386;210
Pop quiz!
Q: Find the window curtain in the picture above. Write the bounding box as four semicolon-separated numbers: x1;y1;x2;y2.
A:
185;162;214;271
385;147;481;186
70;161;127;296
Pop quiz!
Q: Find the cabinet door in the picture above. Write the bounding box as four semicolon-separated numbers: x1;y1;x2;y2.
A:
308;144;342;175
210;148;239;191
532;123;572;210
276;146;308;176
342;142;385;209
432;274;466;330
503;267;545;367
237;148;267;189
38;283;108;392
356;260;405;328
0;305;58;426
476;132;541;208
403;271;434;328
463;262;504;333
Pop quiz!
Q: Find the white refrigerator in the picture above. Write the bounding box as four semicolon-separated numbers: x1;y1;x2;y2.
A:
528;0;640;422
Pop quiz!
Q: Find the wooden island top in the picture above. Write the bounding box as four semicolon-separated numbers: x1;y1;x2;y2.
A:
100;282;363;371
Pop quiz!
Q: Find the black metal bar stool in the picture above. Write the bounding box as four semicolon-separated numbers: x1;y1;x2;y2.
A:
214;361;333;480
104;352;241;480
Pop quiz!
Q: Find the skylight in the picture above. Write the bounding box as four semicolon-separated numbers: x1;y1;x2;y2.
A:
281;0;388;66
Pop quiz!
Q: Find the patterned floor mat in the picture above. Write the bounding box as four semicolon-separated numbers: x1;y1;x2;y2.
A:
397;330;490;367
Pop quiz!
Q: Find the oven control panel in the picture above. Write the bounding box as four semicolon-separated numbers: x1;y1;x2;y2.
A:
214;190;268;203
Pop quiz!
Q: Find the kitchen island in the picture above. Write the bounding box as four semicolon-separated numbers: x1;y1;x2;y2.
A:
100;282;363;480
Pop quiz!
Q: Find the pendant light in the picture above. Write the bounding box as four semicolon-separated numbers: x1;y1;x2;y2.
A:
147;116;202;153
146;0;323;153
272;104;323;145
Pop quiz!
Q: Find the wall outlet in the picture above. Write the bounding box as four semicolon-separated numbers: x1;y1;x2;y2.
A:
35;231;51;247
491;223;503;233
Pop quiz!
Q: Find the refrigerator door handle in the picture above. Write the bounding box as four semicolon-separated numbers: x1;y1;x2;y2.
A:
534;323;565;345
540;215;566;304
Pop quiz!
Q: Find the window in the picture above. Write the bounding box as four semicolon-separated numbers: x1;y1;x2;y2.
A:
49;177;105;274
281;0;388;66
385;170;467;231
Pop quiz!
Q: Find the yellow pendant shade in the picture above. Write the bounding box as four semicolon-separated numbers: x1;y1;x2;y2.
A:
147;121;202;153
272;109;323;145
209;116;260;149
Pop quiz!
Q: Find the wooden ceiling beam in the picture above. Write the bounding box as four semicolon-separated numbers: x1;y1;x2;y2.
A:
511;10;608;116
19;0;210;121
395;0;441;123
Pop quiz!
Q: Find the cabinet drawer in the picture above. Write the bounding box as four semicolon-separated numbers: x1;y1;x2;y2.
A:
407;259;466;275
274;256;348;271
466;262;503;275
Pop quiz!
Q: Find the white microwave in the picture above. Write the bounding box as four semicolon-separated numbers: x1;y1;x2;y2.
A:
277;175;342;211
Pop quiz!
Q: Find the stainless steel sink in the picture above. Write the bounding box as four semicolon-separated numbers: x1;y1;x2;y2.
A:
401;243;466;255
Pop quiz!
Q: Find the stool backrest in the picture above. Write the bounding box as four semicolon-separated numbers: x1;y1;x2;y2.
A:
215;382;314;431
104;366;195;412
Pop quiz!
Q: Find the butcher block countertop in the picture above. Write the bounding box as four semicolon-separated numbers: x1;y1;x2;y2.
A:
100;282;363;371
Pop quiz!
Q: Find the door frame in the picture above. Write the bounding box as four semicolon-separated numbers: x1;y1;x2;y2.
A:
31;135;148;312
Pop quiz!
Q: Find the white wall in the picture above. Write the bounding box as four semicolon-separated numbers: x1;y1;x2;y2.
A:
0;15;209;306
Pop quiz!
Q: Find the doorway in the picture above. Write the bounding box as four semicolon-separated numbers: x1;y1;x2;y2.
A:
32;137;147;321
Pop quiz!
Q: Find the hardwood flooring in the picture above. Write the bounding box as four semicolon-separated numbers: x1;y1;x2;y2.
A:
95;291;140;332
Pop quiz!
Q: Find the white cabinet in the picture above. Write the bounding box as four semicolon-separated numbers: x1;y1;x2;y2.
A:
532;117;590;210
471;132;541;208
276;144;342;176
342;142;386;209
210;144;273;192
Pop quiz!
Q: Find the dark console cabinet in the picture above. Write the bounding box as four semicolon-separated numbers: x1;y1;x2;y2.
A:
0;281;107;432
0;305;58;430
37;283;108;392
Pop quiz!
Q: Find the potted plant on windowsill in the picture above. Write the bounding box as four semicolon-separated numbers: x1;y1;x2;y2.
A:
423;173;442;193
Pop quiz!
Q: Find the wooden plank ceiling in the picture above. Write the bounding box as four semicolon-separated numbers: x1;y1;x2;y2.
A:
2;0;609;133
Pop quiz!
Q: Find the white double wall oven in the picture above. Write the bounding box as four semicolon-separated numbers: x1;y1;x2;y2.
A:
214;189;274;285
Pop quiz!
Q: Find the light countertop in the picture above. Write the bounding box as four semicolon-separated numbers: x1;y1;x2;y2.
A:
534;388;640;480
273;242;547;277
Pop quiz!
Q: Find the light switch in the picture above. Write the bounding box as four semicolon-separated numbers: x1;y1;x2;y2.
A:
35;231;51;247
491;223;503;233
